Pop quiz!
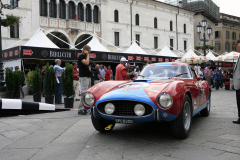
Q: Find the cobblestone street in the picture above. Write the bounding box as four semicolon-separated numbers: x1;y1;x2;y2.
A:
0;88;239;160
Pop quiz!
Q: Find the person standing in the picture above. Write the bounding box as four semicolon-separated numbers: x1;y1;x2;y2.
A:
72;62;80;101
134;66;140;78
54;59;65;104
213;67;222;90
199;68;204;80
126;63;134;80
78;45;92;115
108;65;113;80
229;66;234;90
94;64;101;84
232;39;240;124
99;64;105;81
41;66;46;97
204;64;211;87
115;57;134;80
104;66;111;81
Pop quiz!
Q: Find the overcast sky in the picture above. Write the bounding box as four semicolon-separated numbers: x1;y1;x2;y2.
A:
158;0;240;17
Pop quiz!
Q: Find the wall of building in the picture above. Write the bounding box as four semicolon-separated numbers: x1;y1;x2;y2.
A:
101;0;195;54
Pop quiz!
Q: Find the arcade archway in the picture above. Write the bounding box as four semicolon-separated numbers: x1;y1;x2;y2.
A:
75;34;92;49
47;32;70;49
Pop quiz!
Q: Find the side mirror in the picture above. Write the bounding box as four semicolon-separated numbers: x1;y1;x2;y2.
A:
196;76;201;81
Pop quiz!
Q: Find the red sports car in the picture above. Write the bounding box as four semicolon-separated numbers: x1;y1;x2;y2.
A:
82;62;211;139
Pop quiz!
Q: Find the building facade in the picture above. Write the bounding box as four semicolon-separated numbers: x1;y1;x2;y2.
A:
1;0;195;54
214;13;240;55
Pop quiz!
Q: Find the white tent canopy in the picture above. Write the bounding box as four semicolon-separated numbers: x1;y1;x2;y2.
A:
157;45;178;57
182;48;198;58
206;50;216;60
86;36;110;52
123;41;147;54
24;29;59;48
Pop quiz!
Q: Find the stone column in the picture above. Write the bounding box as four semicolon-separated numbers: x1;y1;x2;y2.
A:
66;3;68;19
75;5;78;20
47;1;50;17
84;7;86;22
56;2;59;18
91;9;94;23
98;10;101;23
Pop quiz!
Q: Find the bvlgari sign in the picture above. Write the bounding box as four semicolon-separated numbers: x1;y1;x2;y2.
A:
49;51;71;58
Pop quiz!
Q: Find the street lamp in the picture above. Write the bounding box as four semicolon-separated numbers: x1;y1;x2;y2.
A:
0;1;18;92
196;17;212;56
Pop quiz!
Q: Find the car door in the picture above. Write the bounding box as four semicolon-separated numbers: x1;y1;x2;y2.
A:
190;68;202;110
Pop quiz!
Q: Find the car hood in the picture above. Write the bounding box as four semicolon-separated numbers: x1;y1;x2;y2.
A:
96;79;173;106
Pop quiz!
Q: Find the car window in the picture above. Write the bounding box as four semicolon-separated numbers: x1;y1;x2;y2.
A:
138;65;191;79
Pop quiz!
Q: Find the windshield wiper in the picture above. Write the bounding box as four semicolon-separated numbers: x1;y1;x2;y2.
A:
138;75;149;79
175;73;188;77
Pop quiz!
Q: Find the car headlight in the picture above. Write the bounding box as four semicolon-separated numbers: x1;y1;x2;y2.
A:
82;92;95;106
157;93;173;109
105;103;115;115
134;104;145;116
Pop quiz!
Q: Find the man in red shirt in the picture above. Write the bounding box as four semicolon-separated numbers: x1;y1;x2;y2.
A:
72;62;80;101
115;57;134;80
104;66;111;81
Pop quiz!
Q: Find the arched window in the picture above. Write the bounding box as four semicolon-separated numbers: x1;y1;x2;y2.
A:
170;21;173;31
68;1;75;19
59;0;66;19
226;31;230;39
154;17;157;29
135;14;139;26
232;32;236;40
93;6;99;23
114;10;118;22
49;0;57;18
184;24;186;33
40;0;47;16
78;3;84;21
86;4;92;22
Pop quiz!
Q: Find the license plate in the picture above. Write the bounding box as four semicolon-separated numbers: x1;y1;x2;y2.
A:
115;119;133;124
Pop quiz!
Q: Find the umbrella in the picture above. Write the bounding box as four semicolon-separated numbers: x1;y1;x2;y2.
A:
223;51;239;62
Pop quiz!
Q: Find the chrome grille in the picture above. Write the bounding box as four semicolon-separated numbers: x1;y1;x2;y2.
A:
97;100;153;116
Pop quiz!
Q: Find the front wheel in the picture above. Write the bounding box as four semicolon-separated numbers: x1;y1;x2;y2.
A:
200;90;211;117
170;95;192;139
91;116;115;133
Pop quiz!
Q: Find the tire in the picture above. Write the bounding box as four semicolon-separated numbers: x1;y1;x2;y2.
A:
200;90;211;117
170;95;192;139
91;116;115;133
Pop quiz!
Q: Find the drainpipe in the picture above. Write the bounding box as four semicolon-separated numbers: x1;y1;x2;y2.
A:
176;6;179;50
130;0;133;44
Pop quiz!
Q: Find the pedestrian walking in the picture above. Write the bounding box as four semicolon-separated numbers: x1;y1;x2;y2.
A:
108;65;113;80
78;45;92;115
232;39;240;124
104;66;111;81
115;57;135;80
72;62;80;101
204;64;211;87
228;66;234;90
94;64;101;84
213;67;222;90
54;59;65;104
99;64;105;81
41;66;46;97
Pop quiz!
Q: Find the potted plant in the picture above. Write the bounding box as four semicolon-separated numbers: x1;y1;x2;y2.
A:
32;67;42;102
44;63;56;104
25;70;34;95
5;67;15;98
13;70;24;99
62;63;74;108
2;14;20;27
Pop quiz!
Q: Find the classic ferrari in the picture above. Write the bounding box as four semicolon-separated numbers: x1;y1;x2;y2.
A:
82;62;211;139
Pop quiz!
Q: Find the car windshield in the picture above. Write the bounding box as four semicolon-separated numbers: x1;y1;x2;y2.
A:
138;65;192;79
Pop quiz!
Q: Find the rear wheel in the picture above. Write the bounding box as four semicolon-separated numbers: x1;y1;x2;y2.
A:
170;95;192;139
91;116;115;133
200;90;211;117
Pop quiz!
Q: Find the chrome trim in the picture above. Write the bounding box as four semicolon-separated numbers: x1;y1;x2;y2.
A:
96;99;154;118
92;106;96;118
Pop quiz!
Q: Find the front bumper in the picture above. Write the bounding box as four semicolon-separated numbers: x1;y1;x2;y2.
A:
88;105;178;123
